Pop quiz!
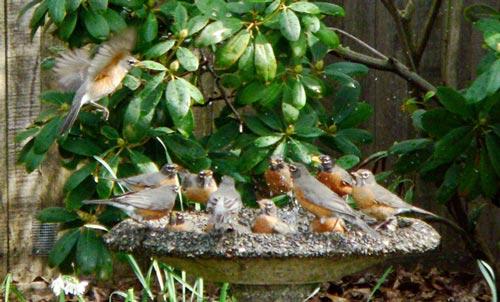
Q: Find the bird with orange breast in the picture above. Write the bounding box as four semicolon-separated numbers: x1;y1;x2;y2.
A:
54;28;140;134
181;170;218;204
310;217;345;234
110;164;180;192
82;184;179;221
351;169;437;223
264;156;293;196
289;163;379;238
312;155;354;197
252;199;295;234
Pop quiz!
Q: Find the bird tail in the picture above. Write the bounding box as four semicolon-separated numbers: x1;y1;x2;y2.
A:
59;89;86;135
396;206;437;218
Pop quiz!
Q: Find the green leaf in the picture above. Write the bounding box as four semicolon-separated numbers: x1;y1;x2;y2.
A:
140;60;167;71
325;135;361;157
41;90;73;105
215;29;251;69
465;59;500;102
314;24;339;48
485;133;500;177
64;161;97;192
207;121;240;151
290;33;308;58
89;0;107;12
434;126;473;163
95;240;113;280
195;18;243;47
57;12;77;39
48;0;66;24
436;86;472;119
195;0;229;20
244;116;274;136
109;0;142;8
173;3;188;32
337;128;372;145
48;228;79;267
166;79;191;118
76;229;100;275
33;117;61;154
421;108;463;138
29;0;49;37
458;153;480;199
187;15;209;36
140;12;158;43
176;47;199;71
257;110;284;131
291;80;306;109
254;33;277;82
294;126;324;138
337;102;373;128
83;9;109;40
103;9;126;32
164;134;207;160
289;2;320;14
177;78;205;104
480;147;497;198
336;154;360;169
259;82;284;108
280;10;301;42
60;137;103;156
238;146;269;172
282;102;300;124
128;149;158;173
236;81;266;105
144;40;175;59
66;0;81;12
325;62;369;77
313;2;344;16
464;4;499;22
15;127;40;143
475;18;500;51
123;74;141;90
388;138;432;155
96;154;119;198
289;139;311;163
301;74;324;96
37;207;79;223
254;135;283;148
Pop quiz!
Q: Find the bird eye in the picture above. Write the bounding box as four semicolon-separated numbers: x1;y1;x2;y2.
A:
127;59;136;66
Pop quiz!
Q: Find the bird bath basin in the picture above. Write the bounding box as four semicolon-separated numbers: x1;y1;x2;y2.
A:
105;208;440;302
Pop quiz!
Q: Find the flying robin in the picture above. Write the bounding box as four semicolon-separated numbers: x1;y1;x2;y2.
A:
289;163;379;238
252;199;295;234
167;212;195;232
351;169;437;222
206;176;243;232
111;164;179;192
312;155;354;197
310;217;345;233
54;28;140;134
82;184;179;221
181;170;218;204
264;156;293;196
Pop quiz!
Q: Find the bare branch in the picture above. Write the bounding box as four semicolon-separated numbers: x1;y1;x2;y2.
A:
331;27;387;60
415;0;443;65
333;46;436;92
380;0;417;70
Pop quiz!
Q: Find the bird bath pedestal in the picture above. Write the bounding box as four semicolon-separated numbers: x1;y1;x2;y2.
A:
105;209;440;302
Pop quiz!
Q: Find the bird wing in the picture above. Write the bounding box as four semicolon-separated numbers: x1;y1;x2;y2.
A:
116;185;177;210
120;171;164;188
299;176;357;219
180;173;196;190
371;184;412;209
54;48;92;91
87;29;136;80
334;166;354;185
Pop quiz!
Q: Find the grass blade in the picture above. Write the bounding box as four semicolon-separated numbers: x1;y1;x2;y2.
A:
477;260;497;302
368;266;393;301
196;277;203;302
219;283;229;302
125;254;154;300
125;289;136;302
155;137;184;210
302;286;320;302
163;269;177;302
93;155;126;193
3;273;12;302
153;260;166;302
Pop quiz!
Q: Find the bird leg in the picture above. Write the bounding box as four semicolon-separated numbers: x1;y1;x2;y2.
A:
89;100;110;120
375;217;396;230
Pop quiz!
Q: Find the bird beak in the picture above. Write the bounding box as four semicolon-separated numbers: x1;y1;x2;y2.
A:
134;61;144;67
350;171;359;178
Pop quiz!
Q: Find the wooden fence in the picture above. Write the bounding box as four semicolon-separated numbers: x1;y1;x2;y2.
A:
1;0;498;283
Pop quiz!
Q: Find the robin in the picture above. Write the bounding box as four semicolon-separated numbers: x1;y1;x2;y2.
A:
112;164;179;192
252;199;295;234
310;217;345;233
181;170;218;204
289;163;379;238
167;212;195;232
82;184;179;221
351;169;437;222
54;28;140;134
264;156;293;196
206;176;243;232
312;155;354;197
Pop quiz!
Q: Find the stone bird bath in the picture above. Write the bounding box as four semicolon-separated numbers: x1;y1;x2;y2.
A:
105;208;440;302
